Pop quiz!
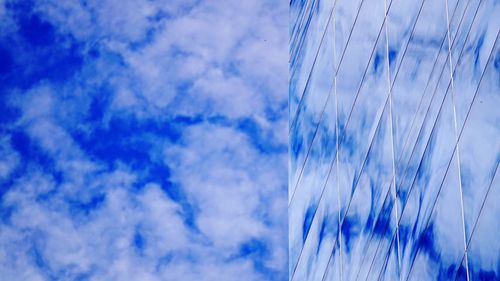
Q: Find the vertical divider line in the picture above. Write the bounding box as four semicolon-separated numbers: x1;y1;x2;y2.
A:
333;3;344;281
383;0;402;279
444;0;470;280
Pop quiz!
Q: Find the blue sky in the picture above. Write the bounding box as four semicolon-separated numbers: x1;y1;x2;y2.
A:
0;0;288;280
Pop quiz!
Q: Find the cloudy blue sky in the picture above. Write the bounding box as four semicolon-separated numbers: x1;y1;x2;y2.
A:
0;0;288;280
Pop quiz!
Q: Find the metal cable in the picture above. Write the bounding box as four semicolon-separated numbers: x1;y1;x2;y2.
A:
333;4;344;280
383;0;402;278
403;30;498;281
323;0;473;279
290;0;365;132
444;0;470;278
453;162;499;281
360;1;482;279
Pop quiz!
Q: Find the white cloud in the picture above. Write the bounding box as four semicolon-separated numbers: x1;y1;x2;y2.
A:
0;0;287;280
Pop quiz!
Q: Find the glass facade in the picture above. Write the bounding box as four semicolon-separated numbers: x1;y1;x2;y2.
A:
289;0;499;280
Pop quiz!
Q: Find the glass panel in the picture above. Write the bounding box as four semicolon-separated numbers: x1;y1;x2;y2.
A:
393;0;468;206
456;28;499;242
290;0;336;120
289;0;499;280
289;16;334;202
463;167;500;281
340;105;396;281
289;81;337;275
450;31;499;281
335;0;388;217
290;159;341;281
364;200;398;281
406;151;465;280
322;242;343;281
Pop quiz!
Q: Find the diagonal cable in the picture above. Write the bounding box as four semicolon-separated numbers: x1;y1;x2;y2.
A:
452;162;499;281
288;0;365;206
378;22;497;281
289;0;343;130
403;30;499;281
290;0;394;279
290;0;314;46
383;0;402;278
333;2;344;280
370;3;486;278
444;0;470;278
345;0;479;278
290;0;317;63
358;0;482;279
290;0;398;267
289;0;365;132
321;0;472;279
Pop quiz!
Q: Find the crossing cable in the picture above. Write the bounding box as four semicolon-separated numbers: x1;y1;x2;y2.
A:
404;30;498;281
287;0;338;207
290;0;397;208
289;0;365;132
359;0;476;280
366;1;483;280
290;0;401;274
289;0;365;207
349;0;464;278
289;0;342;129
316;0;430;277
453;162;500;281
364;1;485;279
357;0;480;279
321;0;472;279
290;0;393;279
289;0;366;276
293;0;473;277
382;0;402;278
371;8;493;281
374;12;491;281
444;0;470;279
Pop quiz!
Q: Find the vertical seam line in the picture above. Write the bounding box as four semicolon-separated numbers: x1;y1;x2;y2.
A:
383;0;402;279
444;0;470;280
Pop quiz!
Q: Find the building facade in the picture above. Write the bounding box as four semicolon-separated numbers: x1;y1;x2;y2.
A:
289;0;499;280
